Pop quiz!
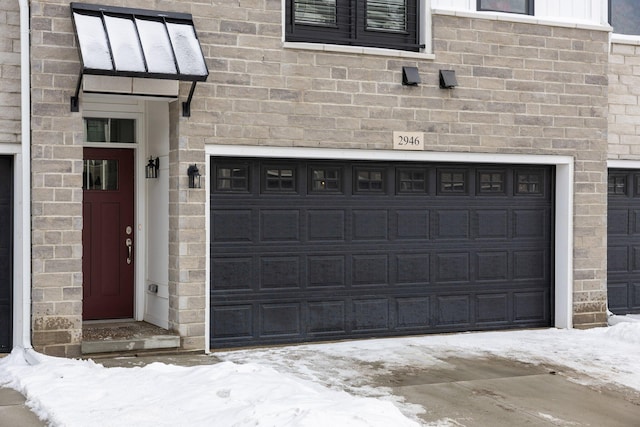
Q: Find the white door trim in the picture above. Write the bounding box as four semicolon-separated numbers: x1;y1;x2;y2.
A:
204;145;574;352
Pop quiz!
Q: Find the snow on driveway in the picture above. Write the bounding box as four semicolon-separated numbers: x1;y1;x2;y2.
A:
1;321;640;426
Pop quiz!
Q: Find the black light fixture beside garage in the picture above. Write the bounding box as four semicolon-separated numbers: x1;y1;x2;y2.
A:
187;164;201;189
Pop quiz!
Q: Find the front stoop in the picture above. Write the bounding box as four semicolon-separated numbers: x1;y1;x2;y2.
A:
82;321;181;355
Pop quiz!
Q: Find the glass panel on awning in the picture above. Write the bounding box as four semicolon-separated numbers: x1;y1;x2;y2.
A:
104;16;146;73
72;13;112;70
136;19;177;75
71;3;208;81
167;23;209;77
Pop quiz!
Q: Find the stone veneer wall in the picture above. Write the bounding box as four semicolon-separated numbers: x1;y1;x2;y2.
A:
29;1;609;356
609;40;640;159
0;0;20;144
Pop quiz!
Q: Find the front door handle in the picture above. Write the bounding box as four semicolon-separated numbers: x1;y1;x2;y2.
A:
126;238;132;264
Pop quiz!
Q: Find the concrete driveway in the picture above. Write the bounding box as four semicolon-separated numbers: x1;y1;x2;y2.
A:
382;356;640;426
93;350;640;426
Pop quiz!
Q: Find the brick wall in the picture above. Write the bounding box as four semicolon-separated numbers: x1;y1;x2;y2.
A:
0;0;20;144
30;0;84;356
609;41;640;159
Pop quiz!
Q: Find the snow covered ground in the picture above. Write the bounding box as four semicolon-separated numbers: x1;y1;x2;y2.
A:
1;317;640;427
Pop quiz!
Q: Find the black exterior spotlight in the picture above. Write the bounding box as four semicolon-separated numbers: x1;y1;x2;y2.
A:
402;66;421;86
187;164;201;188
145;156;159;179
439;70;458;88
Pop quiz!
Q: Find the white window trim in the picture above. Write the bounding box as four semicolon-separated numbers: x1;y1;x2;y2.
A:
204;145;574;352
282;0;434;59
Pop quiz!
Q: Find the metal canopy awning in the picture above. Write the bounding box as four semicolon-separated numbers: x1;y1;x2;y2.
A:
70;2;209;116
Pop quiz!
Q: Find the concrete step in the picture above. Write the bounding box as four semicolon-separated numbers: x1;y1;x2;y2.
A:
82;321;181;355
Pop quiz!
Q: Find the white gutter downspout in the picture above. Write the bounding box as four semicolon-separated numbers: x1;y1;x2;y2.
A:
17;0;34;360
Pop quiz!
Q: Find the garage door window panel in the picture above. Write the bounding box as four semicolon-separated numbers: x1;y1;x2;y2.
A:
438;170;467;195
609;175;627;196
263;166;297;193
478;170;505;194
516;171;544;195
310;166;342;193
355;168;385;193
215;165;250;193
397;168;427;194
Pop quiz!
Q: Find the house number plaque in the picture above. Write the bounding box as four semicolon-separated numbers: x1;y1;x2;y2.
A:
393;131;424;151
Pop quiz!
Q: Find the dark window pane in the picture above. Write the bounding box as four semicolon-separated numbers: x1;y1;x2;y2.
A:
608;175;626;195
84;118;136;143
398;169;427;193
367;0;406;32
216;166;249;192
610;0;640;35
516;172;543;195
264;168;296;192
83;160;118;190
356;169;385;192
478;0;532;15
295;0;336;25
479;171;505;193
311;167;341;192
439;171;466;193
110;119;135;142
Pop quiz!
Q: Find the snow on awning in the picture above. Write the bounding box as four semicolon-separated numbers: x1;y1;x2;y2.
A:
70;2;209;116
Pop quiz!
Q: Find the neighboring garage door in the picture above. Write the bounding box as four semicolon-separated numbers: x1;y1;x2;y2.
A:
0;156;12;352
210;158;554;348
608;169;640;314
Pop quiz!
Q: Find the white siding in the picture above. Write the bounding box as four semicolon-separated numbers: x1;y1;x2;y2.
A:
432;0;607;26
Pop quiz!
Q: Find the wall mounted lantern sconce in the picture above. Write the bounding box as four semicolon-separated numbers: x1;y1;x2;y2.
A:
402;66;421;86
439;70;458;89
187;164;201;189
145;156;159;179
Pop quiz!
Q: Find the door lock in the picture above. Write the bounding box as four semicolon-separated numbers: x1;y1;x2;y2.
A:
126;238;132;264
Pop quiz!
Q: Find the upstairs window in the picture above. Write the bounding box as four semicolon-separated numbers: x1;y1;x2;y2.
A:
285;0;420;52
477;0;533;15
610;0;640;35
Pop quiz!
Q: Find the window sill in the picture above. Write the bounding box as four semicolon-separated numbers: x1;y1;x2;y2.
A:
611;34;640;45
432;9;611;33
283;42;435;60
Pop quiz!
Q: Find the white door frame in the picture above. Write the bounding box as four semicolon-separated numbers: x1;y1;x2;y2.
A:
82;97;147;321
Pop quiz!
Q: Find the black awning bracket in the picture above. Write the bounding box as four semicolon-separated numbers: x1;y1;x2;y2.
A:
70;72;83;113
182;81;198;117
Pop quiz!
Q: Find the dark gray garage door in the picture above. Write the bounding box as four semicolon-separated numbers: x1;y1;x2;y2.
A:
210;158;553;348
608;169;640;314
0;156;12;352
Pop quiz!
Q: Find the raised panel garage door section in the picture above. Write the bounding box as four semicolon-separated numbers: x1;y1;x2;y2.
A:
0;156;12;352
608;169;640;315
210;159;554;348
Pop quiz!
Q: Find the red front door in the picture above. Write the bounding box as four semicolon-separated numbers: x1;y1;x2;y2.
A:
82;148;135;320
